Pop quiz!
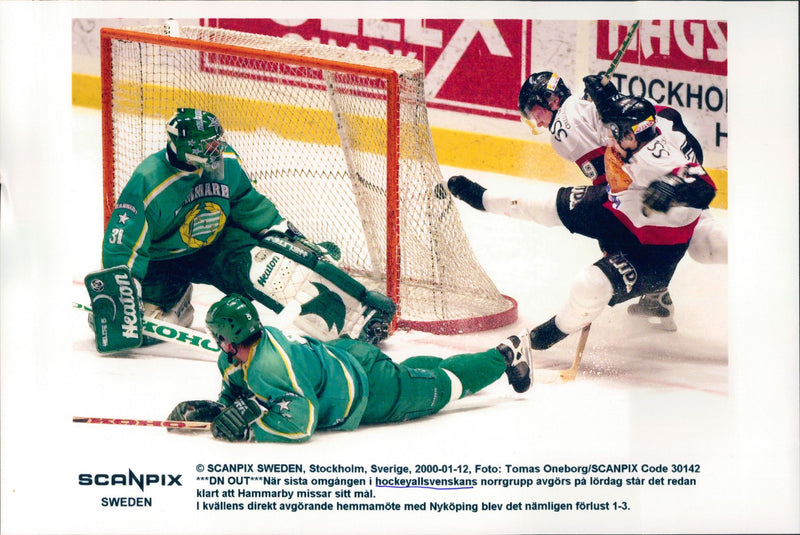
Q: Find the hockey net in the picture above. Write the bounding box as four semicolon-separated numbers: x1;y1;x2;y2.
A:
100;24;516;334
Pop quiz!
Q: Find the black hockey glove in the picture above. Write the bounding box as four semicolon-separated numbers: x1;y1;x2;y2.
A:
643;168;717;215
582;74;621;120
167;400;224;423
446;175;487;211
211;397;263;442
583;74;619;101
642;180;678;214
359;290;396;344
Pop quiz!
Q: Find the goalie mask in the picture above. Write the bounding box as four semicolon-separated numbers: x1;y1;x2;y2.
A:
166;108;227;170
206;294;262;360
600;95;657;145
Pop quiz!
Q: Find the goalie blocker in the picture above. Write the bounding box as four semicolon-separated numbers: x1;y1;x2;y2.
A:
85;266;144;353
248;234;396;344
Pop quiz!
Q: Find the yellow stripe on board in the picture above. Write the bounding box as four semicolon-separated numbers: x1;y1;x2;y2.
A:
432;127;585;186
706;168;728;210
74;73;727;209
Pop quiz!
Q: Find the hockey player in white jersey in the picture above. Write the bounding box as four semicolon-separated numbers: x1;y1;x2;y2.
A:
519;71;708;185
472;71;725;330
447;93;717;355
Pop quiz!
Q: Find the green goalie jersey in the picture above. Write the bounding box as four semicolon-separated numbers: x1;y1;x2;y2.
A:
102;147;282;280
216;326;370;443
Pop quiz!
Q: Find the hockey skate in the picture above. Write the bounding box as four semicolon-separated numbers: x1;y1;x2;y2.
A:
627;289;677;332
496;333;532;393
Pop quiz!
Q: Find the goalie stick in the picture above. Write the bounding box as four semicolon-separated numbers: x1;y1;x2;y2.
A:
73;416;210;430
74;299;306;355
72;302;219;355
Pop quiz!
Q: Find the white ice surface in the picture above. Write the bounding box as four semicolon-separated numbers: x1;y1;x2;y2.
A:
1;104;797;535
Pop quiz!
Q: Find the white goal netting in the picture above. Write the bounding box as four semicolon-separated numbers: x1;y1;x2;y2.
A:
102;24;516;333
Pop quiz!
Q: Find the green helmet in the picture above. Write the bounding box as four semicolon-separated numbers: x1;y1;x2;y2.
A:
205;294;262;347
166;108;227;169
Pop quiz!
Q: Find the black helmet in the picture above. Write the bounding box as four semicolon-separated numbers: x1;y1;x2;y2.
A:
600;95;658;144
518;71;572;119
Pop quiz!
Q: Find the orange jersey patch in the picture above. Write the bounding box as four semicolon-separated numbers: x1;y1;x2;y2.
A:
604;146;633;194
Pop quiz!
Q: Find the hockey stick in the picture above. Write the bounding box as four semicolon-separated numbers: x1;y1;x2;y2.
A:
558;323;591;381
534;324;591;383
73;416;210;430
583;20;641;103
72;302;219;354
549;22;639;378
602;20;641;83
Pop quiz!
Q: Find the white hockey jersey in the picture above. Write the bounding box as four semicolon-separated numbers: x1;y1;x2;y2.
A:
549;96;702;185
603;135;713;246
548;96;608;184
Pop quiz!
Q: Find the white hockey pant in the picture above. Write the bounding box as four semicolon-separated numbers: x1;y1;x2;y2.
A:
482;185;562;227
554;265;613;334
688;210;728;264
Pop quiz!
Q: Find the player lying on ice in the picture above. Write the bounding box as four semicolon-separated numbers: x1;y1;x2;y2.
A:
166;294;532;442
497;71;727;331
447;87;717;356
95;108;394;346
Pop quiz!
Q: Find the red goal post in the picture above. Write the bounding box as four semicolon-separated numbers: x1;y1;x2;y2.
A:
100;24;516;334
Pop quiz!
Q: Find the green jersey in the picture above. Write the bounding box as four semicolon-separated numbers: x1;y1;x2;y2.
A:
216;326;370;443
102;147;282;280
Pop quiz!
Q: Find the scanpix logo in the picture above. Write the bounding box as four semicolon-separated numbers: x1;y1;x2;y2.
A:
78;469;182;492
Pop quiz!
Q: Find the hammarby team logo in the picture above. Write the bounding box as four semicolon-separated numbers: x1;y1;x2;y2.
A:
180;202;226;248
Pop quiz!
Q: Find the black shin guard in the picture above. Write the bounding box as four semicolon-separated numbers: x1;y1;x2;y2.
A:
529;316;569;350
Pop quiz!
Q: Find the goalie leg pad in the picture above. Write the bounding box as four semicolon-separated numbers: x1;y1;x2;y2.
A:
143;284;194;325
248;242;395;342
